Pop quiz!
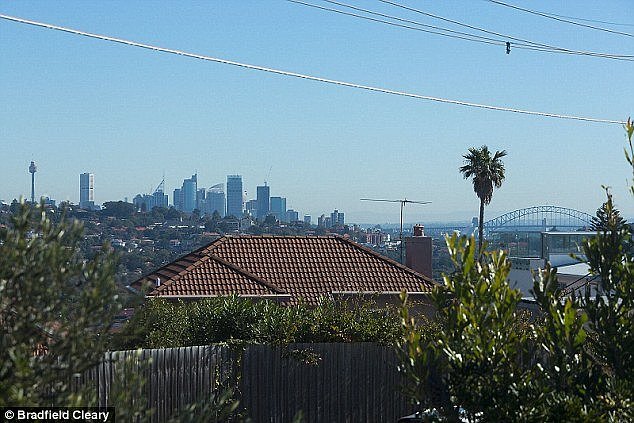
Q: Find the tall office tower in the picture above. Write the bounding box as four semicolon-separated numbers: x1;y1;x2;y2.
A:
133;189;168;212
173;188;183;210
196;188;206;212
181;174;197;213
304;215;311;225
207;184;225;217
286;209;299;222
330;209;344;227
245;199;257;217
79;173;95;210
152;189;169;208
318;214;326;228
226;175;243;218
28;161;37;204
269;196;286;221
256;184;270;220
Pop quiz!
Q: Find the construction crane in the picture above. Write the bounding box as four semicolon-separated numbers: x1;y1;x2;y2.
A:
153;177;165;194
360;198;431;263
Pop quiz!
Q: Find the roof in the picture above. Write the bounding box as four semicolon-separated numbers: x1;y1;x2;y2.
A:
131;235;436;304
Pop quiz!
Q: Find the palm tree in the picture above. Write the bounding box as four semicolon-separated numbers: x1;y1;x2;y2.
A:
459;146;507;254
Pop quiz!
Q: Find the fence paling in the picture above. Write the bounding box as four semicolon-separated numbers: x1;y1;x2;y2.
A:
80;343;417;423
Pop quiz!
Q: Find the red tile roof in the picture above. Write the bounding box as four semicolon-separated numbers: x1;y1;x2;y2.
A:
131;235;435;304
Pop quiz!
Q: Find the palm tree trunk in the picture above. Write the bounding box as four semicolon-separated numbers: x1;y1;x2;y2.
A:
478;199;485;255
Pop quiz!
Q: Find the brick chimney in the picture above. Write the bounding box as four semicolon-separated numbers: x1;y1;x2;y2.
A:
405;225;432;279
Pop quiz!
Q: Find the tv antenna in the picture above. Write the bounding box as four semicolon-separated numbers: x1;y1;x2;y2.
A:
360;198;431;263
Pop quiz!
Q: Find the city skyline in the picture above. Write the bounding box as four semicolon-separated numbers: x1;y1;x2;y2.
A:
3;157;632;224
1;2;632;222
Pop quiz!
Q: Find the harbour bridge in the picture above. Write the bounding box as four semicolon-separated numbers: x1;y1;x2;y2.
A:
424;205;593;238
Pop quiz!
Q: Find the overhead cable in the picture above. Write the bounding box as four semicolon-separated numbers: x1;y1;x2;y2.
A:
301;0;631;59
487;0;634;38
0;14;625;125
288;0;506;47
377;0;634;60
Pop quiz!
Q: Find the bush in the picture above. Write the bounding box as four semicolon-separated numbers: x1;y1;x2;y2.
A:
0;202;121;406
113;295;402;349
399;121;634;421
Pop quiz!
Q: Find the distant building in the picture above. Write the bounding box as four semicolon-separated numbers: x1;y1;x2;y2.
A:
42;196;56;207
226;175;243;218
133;189;168;212
245;199;257;218
173;188;182;210
206;184;225;217
182;174;197;213
286;209;299;222
507;231;597;297
317;214;326;228
270;196;287;221
79;173;95;210
196;188;206;212
304;215;311;225
256;185;270;220
330;209;344;227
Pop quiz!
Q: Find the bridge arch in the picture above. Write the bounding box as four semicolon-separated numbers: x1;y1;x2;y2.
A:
484;205;593;232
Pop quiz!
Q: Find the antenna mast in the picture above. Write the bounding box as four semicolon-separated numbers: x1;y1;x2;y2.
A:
360;198;431;263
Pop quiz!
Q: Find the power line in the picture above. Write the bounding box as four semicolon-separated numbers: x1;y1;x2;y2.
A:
303;0;508;47
547;14;634;28
487;0;634;38
377;0;634;60
304;0;632;59
0;13;625;125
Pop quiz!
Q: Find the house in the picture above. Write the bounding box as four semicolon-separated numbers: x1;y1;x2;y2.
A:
130;235;436;306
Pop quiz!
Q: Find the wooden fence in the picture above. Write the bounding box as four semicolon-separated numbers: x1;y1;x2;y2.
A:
84;343;416;422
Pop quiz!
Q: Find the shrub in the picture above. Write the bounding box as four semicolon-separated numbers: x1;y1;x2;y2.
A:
113;295;402;349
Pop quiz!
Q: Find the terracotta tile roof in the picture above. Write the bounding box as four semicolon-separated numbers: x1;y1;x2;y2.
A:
132;235;435;304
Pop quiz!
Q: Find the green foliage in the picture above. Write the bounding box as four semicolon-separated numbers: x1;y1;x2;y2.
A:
0;202;121;406
113;296;402;349
101;201;136;219
531;265;599;407
401;235;530;421
581;192;634;392
590;191;628;233
400;123;634;421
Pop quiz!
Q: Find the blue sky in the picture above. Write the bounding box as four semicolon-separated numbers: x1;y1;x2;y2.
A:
1;1;632;223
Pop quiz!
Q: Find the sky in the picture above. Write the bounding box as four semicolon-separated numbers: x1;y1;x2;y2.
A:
1;1;632;223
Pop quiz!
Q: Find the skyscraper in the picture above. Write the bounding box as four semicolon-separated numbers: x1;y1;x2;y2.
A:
286;209;299;222
173;188;183;210
79;173;94;210
331;209;344;227
269;196;286;221
206;184;225;217
256;184;270;220
182;174;197;213
245;199;257;217
133;188;168;212
226;175;243;218
196;188;206;212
